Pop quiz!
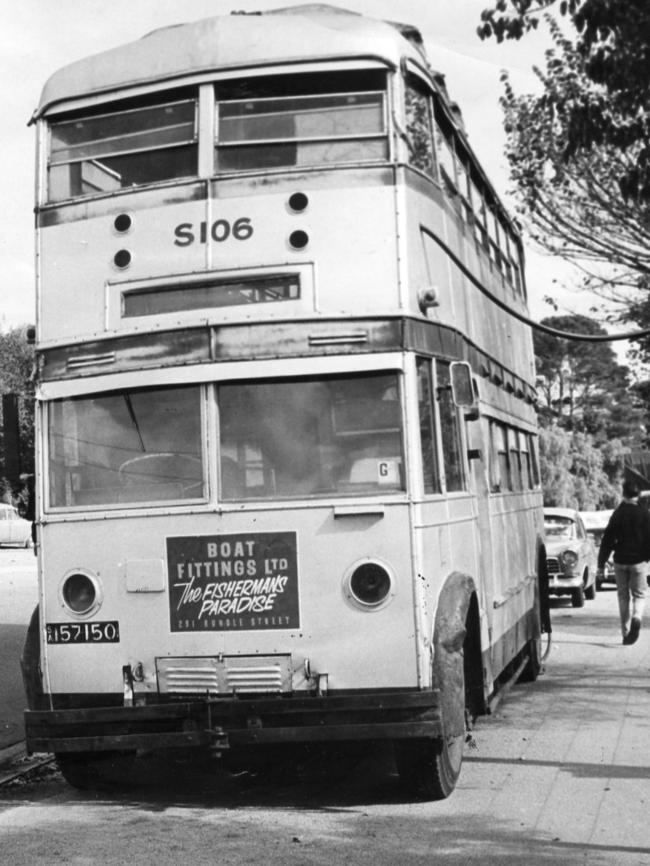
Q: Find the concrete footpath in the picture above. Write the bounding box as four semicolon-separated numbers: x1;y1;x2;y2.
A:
0;568;649;866
445;588;650;864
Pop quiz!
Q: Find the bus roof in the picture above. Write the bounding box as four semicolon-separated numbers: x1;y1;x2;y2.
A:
35;4;427;118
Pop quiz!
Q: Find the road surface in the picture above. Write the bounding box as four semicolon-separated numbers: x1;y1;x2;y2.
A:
1;566;648;865
0;547;37;749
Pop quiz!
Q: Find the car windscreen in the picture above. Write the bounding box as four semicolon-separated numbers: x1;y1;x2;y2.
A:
544;517;576;539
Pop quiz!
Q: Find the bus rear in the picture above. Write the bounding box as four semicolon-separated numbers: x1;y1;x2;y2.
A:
24;6;546;801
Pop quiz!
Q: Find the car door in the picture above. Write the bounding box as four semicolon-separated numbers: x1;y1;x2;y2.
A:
8;507;22;544
576;514;596;574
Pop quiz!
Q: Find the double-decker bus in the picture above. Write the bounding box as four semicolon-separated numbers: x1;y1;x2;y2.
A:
22;4;549;800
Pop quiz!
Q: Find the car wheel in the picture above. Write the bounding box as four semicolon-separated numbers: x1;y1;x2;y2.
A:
584;578;596;600
571;585;585;607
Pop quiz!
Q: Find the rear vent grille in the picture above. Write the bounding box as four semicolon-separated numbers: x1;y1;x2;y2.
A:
157;655;292;696
226;665;285;693
160;663;220;695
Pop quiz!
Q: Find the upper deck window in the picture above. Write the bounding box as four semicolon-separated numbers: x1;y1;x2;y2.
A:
215;71;387;172
47;99;197;203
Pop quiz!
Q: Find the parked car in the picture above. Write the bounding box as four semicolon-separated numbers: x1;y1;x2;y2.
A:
544;507;597;607
0;503;32;548
580;510;614;589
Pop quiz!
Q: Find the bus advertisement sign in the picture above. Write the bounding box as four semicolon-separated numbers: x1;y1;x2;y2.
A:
166;532;299;631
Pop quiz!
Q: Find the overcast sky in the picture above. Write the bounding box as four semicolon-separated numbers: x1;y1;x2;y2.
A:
2;0;572;331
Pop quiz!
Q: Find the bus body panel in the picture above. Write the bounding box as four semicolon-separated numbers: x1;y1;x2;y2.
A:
39;505;421;698
38;174;400;345
401;173;536;390
36;12;416;118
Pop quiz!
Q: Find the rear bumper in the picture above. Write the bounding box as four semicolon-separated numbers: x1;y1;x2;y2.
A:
25;690;442;755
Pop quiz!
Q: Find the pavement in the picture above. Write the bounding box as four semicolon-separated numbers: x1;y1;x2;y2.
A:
0;561;649;864
0;624;29;752
0;547;37;757
450;588;650;863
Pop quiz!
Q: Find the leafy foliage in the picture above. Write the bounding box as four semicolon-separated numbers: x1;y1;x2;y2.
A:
479;2;650;500
539;426;625;509
495;22;650;309
539;425;573;506
533;314;641;508
534;314;644;441
478;1;650;201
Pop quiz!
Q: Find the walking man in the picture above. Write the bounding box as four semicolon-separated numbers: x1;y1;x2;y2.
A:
598;480;650;645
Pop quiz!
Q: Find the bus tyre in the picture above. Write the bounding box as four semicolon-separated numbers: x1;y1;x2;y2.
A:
395;730;463;801
518;637;542;683
56;752;135;791
395;638;466;800
571;585;585;608
21;606;44;710
518;564;544;684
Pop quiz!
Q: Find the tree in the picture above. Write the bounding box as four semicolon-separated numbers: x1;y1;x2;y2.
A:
533;314;644;441
478;1;650;201
539;426;624;509
539;425;574;506
0;328;35;509
499;49;650;292
477;1;650;361
493;20;650;304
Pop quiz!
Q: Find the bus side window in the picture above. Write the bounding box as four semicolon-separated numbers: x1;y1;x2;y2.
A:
509;428;522;491
435;127;456;192
435;361;465;492
530;433;541;486
416;358;441;493
456;156;473;225
470;177;488;250
404;77;436;178
489;419;510;493
520;430;532;488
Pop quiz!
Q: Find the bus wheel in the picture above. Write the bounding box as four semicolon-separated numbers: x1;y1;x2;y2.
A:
518;637;542;682
21;606;43;710
395;730;463;801
394;650;466;800
56;751;135;791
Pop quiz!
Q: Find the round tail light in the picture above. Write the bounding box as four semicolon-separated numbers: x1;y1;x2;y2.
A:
346;561;393;609
62;572;98;614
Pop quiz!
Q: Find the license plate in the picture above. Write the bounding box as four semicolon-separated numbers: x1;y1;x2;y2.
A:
46;621;120;644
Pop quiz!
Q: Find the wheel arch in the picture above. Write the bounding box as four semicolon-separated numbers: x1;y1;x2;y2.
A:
432;571;485;731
